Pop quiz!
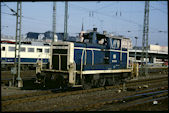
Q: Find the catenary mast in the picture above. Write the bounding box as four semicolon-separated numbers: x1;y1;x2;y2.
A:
141;1;150;76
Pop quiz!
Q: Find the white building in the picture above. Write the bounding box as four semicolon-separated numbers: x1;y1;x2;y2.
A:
149;44;168;53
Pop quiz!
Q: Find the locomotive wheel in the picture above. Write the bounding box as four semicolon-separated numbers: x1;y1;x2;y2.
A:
82;75;92;90
35;72;48;89
106;78;114;86
83;83;92;90
98;78;106;87
82;79;92;90
92;79;99;88
60;79;69;91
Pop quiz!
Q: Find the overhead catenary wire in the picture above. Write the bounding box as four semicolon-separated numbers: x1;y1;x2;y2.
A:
139;1;167;15
1;11;50;23
2;2;167;36
94;2;116;11
69;3;142;29
3;2;167;29
2;2;52;23
4;2;161;34
3;2;17;14
150;5;167;15
69;2;164;33
2;11;80;35
69;3;139;24
2;12;51;27
3;2;81;36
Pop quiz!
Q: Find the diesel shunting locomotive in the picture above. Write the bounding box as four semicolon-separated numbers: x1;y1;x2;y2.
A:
36;28;132;89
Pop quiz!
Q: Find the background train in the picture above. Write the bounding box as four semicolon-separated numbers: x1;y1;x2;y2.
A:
36;28;132;89
1;40;50;71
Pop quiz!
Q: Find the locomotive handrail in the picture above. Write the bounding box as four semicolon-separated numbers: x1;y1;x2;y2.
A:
120;42;122;61
80;49;85;80
92;50;94;65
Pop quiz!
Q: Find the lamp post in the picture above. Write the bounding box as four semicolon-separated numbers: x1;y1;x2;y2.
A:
134;37;138;63
63;1;68;41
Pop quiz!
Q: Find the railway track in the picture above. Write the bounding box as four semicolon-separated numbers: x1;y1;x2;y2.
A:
2;75;168;111
1;70;36;85
41;85;168;111
89;88;168;111
2;75;167;101
1;70;36;79
120;96;168;111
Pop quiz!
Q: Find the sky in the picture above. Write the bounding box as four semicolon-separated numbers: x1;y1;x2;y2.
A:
1;1;168;46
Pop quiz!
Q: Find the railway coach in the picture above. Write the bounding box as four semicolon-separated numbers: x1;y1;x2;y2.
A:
36;28;132;89
1;41;50;71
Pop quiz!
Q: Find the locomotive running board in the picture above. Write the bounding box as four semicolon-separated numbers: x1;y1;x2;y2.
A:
72;85;83;87
41;69;69;73
76;69;132;75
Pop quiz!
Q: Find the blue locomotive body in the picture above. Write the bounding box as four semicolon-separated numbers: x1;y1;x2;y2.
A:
74;42;128;71
37;28;132;89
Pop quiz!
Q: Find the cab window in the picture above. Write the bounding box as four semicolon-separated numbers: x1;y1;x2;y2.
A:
112;39;121;49
1;47;5;51
37;48;43;53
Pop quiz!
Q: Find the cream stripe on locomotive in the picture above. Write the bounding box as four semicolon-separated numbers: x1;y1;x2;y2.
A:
76;69;132;75
74;46;128;53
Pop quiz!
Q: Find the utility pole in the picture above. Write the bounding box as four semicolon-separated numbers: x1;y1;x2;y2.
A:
14;2;23;87
134;37;138;63
141;1;149;76
63;1;68;41
0;2;1;42
52;2;56;42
